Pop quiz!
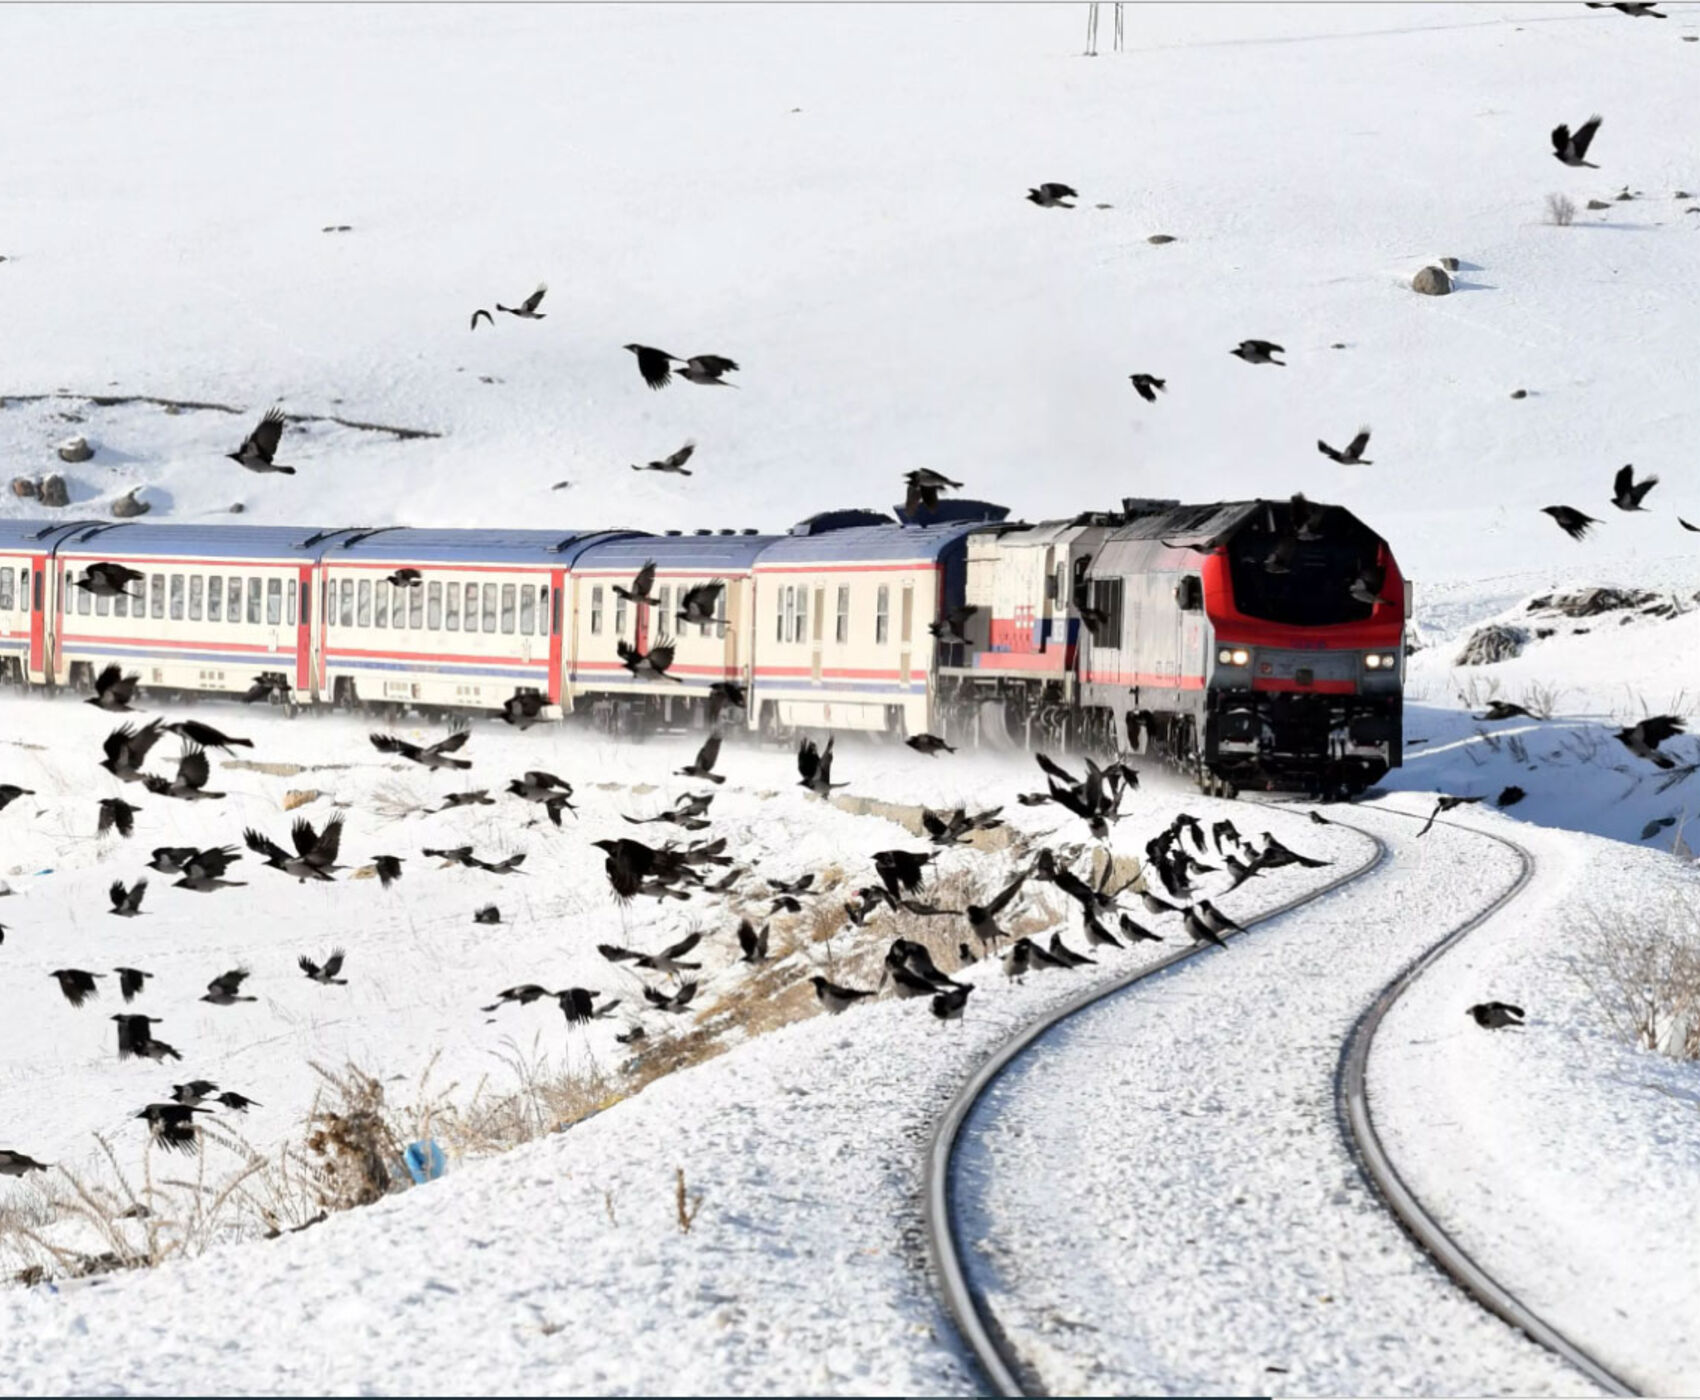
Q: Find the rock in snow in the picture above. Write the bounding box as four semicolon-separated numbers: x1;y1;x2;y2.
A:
1410;264;1452;296
1454;623;1527;665
55;433;93;463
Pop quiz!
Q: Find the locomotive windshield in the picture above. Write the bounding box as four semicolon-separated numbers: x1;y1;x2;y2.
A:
1224;500;1384;627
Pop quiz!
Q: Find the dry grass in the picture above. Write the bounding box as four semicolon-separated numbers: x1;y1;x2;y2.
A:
1518;680;1565;721
1545;191;1576;226
1574;892;1700;1060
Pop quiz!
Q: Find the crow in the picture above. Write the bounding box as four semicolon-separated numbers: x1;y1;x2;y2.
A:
677;732;726;784
482;984;553;1012
500;692;547;730
623;343;678;390
1118;912;1163;944
97;797;141;838
768;872;815;897
438;790;496;811
617;639;681;682
201;967;256;1006
496;283;547;319
1183;906;1230;950
385;568;423;589
247;818;341;881
227;407;294;474
370;727;472;771
111;1012;164;1060
1253;834;1329;870
643;981;699;1014
0;1150;49;1177
1585;1;1665;14
137;1103;208;1153
109;878;147;917
598;931;703;980
1081;906;1123;950
1542;505;1600;541
1231;339;1285;366
965;870;1028;951
1195;899;1244;936
737;919;770;964
1417;794;1484;836
1317;428;1373;465
162;719;253;754
1467;1001;1525;1030
507;770;577;825
50;968;103;1007
1679;518;1699;533
1615;714;1686;768
592;837;692;903
75;561;145;600
114;966;152;1002
372;855;404;888
1496;785;1527;808
797;735;846;795
88;663;140;713
677;580;724;627
873;849;932;903
677;355;739;387
1477;700;1534;722
143;744;225;801
241;674;291;705
474;905;502;924
1309;810;1332;825
906;734;955;757
1026;182;1079;208
904;468;964;519
632;441;695;475
1048;932;1096;968
1611;464;1658;511
299;950;347;985
148;846;200;874
706;680;747;725
615;1024;646;1045
1143;889;1183;917
810;976;874;1013
470;308;493;331
558;988;621;1024
1128;373;1166;403
931;984;973;1022
171;1080;219;1107
613;561;658;606
0;782;33;813
472;852;527;876
929;604;978;645
216;1092;260;1113
1552;114;1603;168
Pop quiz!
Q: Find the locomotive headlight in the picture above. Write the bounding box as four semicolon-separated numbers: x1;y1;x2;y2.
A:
1217;647;1250;666
1365;652;1398;670
1365;653;1381;670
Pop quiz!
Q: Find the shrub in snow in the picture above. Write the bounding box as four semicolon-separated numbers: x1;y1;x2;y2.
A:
1410;264;1452;295
1545;192;1577;225
1575;895;1700;1061
1454;623;1527;665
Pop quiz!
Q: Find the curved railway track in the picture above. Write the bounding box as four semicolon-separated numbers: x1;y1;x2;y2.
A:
925;807;1638;1398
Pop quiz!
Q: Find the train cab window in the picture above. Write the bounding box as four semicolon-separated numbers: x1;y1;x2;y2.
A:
266;578;281;626
410;582;425;630
357;580;372;628
1175;576;1203;612
875;585;890;646
189;576;203;621
519;584;535;636
428;581;443;630
501;584;517;634
1226;503;1381;626
287;579;297;626
590;586;604;636
150;574;164;619
169;574;184;620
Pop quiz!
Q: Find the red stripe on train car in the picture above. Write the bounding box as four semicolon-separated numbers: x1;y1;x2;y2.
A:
60;633;293;654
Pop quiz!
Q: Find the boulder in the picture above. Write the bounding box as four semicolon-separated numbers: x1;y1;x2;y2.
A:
1146;234;1176;245
38;473;70;508
110;487;151;518
228;502;246;514
1410;265;1452;296
1438;256;1460;271
1510;388;1528;399
1454;624;1527;666
1586;198;1611;211
56;434;93;463
10;476;37;499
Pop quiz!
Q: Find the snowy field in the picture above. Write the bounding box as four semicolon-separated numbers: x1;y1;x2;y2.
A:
3;1;1700;1394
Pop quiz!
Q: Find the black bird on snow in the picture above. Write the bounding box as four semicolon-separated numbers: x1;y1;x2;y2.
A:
201;967;256;1006
1082;906;1123;950
1142;888;1182;917
931;984;972;1022
1128;373;1166;403
372;854;404;888
1467;1000;1525;1030
247;818;341;882
1542;505;1600;541
1026;182;1078;208
370;727;472;771
114;966;153;1002
677;732;726;784
241;673;291;705
1231;339;1285;366
497;283;547;319
0;1150;50;1177
768;872;815;897
482;984;553;1012
50;968;103;1007
474;905;502;924
615;1024;646;1045
217;1091;260;1113
904;468;964;520
810;976;874;1014
97;797;141;838
1551;114;1603;168
500;692;546;730
386;568;423;589
906;734;955;757
1195;899;1244;936
1417;794;1484;836
632;441;695;476
162;719;253;753
76;561;145;600
0;782;33;812
887;939;959;990
1182;906;1230;950
964;870;1027;951
227;407;295;474
1615;714;1686;767
1119;911;1163;944
1048;932;1096;968
111;1012;165;1060
558;988;621;1024
470;308;493;331
109;878;147;918
624;343;679;390
884;961;950;999
1003;936;1068;979
599;930;703;980
1585;1;1665;14
438;790;496;811
1309;810;1332;825
1253;834;1329;870
930;604;978;645
88;663;141;713
798;735;846;796
1318;427;1373;465
143;744;225;801
299;949;348;985
1611;464;1658;511
643;981;699;1014
171;1080;219;1107
137;1102;208;1153
677;580;724;627
508;771;578;825
1477;700;1534;722
1496;785;1527;808
706;680;747;725
618;639;681;682
738;919;770;964
592;836;697;903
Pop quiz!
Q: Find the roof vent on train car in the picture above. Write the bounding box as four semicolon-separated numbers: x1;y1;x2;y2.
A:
693;528;712;536
1117;497;1183;520
742;528;760;535
718;528;736;535
790;508;893;536
665;529;683;537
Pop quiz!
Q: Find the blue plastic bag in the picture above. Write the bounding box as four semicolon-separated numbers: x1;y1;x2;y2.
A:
403;1138;446;1184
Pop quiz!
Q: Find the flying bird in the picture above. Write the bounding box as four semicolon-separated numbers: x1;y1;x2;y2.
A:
1585;1;1665;14
171;1080;219;1107
469;308;493;331
706;680;747;725
216;1091;260;1113
613;562;658;606
0;1150;49;1177
114;966;152;1002
173;844;247;892
1231;339;1285;366
1477;700;1534;722
201;968;256;1006
298;949;348;985
1128;373;1166;403
598;931;704;980
500;692;547;730
110;1012;166;1060
617;639;680;682
1417;794;1484;836
1496;785;1527;808
677;354;739;387
246;818;342;881
88;664;140;713
1026;182;1079;208
1678;518;1699;533
1467;1000;1526;1029
906;734;956;757
929;604;978;645
1542;505;1600;541
1615;714;1686;767
136;1103;207;1153
370;728;472;770
100;719;164;782
372;855;404;888
737;919;770;964
797;736;845;795
162;719;253;753
437;790;496;811
678;732;726;784
507;770;577;824
623;343;678;390
965;870;1028;952
633;441;696;476
109;878;147;918
676;580;724;627
241;674;291;705
496;283;547;319
227;407;295;474
386;568;423;589
50;968;104;1007
0;783;33;813
1610;464;1658;511
75;562;144;600
97;797;141;839
904;468;964;520
642;981;699;1014
1551;114;1603;168
143;744;226;801
1317;428;1373;465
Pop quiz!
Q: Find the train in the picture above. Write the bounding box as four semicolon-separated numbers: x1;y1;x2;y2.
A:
0;494;1409;794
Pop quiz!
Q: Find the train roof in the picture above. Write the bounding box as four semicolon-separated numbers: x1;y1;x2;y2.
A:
755;518;992;567
323;526;642;566
53;520;328;560
0;518;95;551
573;531;779;573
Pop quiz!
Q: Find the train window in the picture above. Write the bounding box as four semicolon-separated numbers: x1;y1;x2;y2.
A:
96;590;111;617
1175;576;1203;612
233;577;246;625
519;584;535;635
357;580;372;628
443;580;458;631
266;578;281;627
539;585;550;637
428;581;443;630
656;587;671;640
378;582;393;629
775;589;786;643
0;568;11;612
875;585;890;646
287;579;297;626
1091;578;1124;645
78;582;92;616
590;586;604;636
813;587;826;643
715;588;727;640
900;583;913;644
299;580;309;628
248;578;263;625
500;583;516;635
338;579;353;629
835;586;849;644
461;582;478;634
410;582;425;630
169;574;184;620
189;576;203;621
149;574;164;619
474;583;491;633
207;578;221;623
612;591;624;638
32;569;42;613
783;586;797;644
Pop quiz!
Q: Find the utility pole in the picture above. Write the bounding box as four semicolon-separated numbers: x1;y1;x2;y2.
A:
1084;2;1123;57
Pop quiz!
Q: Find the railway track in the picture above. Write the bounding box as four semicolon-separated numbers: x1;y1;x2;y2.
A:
925;806;1638;1398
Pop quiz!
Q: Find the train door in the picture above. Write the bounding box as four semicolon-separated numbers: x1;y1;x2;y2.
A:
810;585;825;684
1175;574;1206;684
547;568;565;705
27;554;47;682
635;594;650;655
899;580;914;686
295;566;314;693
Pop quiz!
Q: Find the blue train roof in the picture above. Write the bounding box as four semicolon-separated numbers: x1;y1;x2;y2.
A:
325;526;644;566
54;520;326;561
0;518;100;551
755;518;994;566
574;530;779;573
